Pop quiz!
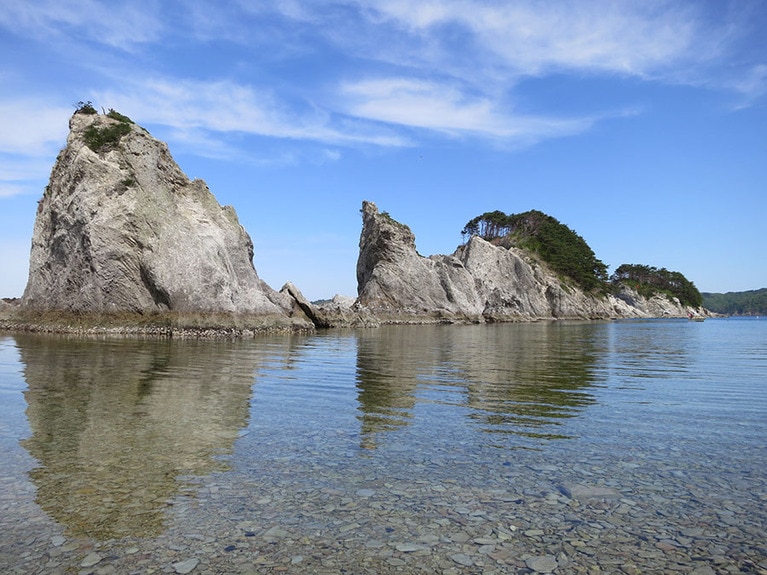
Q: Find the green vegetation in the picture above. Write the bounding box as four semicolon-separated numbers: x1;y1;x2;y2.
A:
74;100;97;115
82;108;133;153
702;288;767;315
376;210;412;234
83;122;131;152
106;108;134;124
462;209;608;292
610;264;702;307
461;209;705;305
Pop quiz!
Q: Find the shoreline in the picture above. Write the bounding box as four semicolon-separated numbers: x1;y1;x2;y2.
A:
0;307;315;339
0;305;710;340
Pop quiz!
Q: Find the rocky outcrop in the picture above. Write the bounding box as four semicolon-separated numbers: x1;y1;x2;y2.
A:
21;111;311;330
355;201;701;323
6;110;705;336
356;202;482;322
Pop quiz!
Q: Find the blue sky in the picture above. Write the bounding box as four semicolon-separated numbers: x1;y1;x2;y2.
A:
1;1;766;301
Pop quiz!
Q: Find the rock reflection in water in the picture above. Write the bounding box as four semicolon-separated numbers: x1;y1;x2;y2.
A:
456;322;602;438
355;329;417;450
17;335;255;539
356;323;603;448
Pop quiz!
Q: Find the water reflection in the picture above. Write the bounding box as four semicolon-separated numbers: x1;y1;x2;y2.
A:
606;320;694;382
355;323;605;448
355;329;418;450
16;335;255;539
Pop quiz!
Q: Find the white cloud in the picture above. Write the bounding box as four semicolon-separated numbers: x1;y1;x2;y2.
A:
96;78;411;148
0;101;69;199
2;0;762;171
0;0;163;50
0;102;70;155
341;77;593;141
361;0;704;78
0;184;27;199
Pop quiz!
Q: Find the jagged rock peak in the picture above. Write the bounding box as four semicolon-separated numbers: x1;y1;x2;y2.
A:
357;201;416;291
22;110;305;325
356;201;483;321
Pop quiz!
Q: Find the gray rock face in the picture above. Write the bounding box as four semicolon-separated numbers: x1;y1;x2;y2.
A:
22;112;301;324
356;201;481;321
356;201;696;322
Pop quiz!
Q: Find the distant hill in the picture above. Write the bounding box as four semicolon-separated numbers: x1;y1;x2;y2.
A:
702;288;767;316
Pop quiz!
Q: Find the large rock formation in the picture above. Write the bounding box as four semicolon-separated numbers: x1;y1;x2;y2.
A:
6;109;704;336
21;110;309;330
355;201;698;323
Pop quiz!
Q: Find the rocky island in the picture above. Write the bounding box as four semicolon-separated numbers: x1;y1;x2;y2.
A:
4;106;314;335
353;201;700;324
1;108;706;336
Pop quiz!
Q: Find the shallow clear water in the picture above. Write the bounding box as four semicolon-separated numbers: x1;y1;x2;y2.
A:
1;319;765;573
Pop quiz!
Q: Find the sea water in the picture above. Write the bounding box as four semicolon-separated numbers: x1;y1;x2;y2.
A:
0;319;764;573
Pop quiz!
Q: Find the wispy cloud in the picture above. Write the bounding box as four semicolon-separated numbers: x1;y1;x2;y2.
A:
0;100;71;198
0;183;28;199
96;78;411;149
1;0;764;174
341;77;593;142
361;0;705;78
730;64;767;109
0;0;163;50
0;101;70;156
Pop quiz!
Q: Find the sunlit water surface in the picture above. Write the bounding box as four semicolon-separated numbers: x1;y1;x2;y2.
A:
0;319;765;573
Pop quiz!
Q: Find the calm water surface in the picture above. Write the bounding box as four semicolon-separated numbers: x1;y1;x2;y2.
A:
0;319;765;574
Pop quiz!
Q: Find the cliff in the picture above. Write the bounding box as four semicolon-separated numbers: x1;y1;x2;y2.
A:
19;110;311;332
354;201;701;323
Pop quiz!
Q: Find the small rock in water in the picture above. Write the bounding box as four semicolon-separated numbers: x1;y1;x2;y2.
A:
51;536;66;547
356;488;376;498
526;555;558;573
80;553;102;568
395;543;424;552
173;558;200;574
559;483;621;500
264;526;289;538
450;553;474;567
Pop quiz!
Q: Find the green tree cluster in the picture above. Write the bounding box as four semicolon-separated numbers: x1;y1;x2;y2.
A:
461;209;704;305
462;209;609;292
702;288;767;315
610;264;702;307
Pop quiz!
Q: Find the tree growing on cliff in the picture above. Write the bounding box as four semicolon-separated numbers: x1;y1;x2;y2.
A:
610;264;702;307
462;209;609;293
74;101;97;115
